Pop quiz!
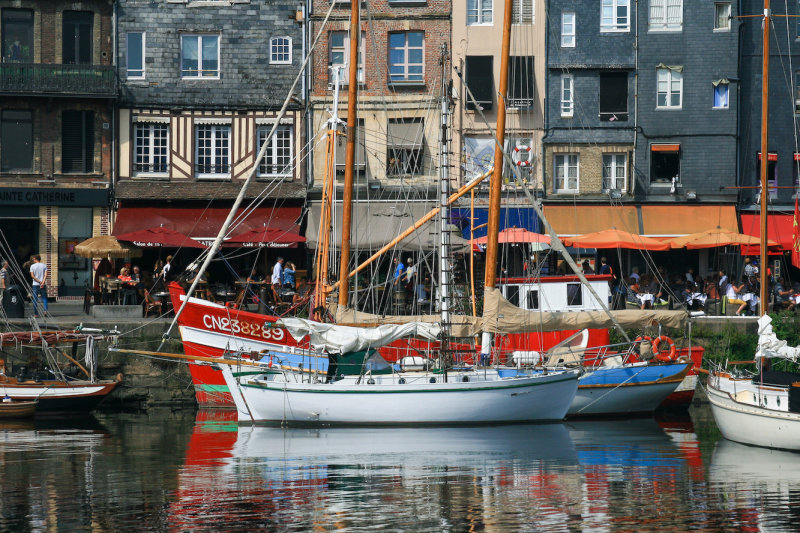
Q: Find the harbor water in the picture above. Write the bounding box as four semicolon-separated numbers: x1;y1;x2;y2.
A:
1;402;797;532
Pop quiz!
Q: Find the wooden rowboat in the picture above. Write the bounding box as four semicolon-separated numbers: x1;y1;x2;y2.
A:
0;399;37;419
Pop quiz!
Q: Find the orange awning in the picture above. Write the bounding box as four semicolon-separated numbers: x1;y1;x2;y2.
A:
542;205;639;236
640;205;737;237
563;228;671;251
651;144;680;152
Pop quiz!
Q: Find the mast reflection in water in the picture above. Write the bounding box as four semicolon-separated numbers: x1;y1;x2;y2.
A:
1;407;799;531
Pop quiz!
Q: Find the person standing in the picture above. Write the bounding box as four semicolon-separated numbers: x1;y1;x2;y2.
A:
283;261;296;290
0;260;8;302
272;256;284;291
29;254;48;317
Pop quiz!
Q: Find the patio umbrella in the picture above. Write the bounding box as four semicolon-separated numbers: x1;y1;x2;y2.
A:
116;227;207;248
667;226;779;250
74;235;142;258
227;226;307;248
562;228;670;251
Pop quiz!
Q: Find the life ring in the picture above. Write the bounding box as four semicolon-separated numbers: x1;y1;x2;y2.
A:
652;336;677;362
634;335;652;345
513;145;531;167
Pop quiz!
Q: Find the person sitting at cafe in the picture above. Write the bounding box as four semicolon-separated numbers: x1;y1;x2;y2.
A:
118;267;132;282
626;277;642;307
774;277;796;311
292;278;311;305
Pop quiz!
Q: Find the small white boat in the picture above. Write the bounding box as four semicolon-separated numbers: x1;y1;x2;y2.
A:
707;315;800;451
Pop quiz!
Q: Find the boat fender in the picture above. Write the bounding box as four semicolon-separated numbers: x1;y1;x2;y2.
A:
652;336;677;362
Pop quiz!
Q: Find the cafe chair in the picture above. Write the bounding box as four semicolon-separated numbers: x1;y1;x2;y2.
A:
225;289;247;310
143;289;163;318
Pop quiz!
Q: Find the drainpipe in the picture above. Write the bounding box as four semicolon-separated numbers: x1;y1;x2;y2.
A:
110;0;117;233
631;0;638;198
540;0;550;197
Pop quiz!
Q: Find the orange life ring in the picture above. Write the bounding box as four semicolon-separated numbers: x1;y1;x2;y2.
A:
652;336;677;362
634;335;652;345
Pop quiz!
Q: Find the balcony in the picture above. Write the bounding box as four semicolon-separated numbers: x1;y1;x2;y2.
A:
0;63;117;98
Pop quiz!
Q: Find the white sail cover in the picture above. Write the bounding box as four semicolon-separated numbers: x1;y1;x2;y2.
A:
332;304;482;338
756;314;800;361
481;287;688;333
278;317;442;354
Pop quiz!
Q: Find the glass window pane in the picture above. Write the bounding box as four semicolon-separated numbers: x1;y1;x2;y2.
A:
408;32;423;47
127;33;143;76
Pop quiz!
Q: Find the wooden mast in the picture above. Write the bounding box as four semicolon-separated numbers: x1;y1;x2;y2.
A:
759;0;770;314
483;0;513;290
337;0;360;307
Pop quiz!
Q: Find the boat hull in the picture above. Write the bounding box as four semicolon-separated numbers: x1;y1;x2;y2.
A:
0;380;118;412
222;367;579;425
568;362;690;417
707;381;800;451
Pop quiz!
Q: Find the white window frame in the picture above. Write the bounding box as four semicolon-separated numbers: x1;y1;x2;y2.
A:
512;0;534;24
270;36;292;65
467;0;493;25
560;75;574;117
602;153;627;192
649;0;683;32
195;124;231;179
126;32;145;79
561;12;576;47
656;67;682;109
713;83;729;109
714;2;731;31
180;34;220;79
601;0;630;32
257;124;294;179
388;31;424;84
329;31;365;85
133;122;169;177
554;153;579;193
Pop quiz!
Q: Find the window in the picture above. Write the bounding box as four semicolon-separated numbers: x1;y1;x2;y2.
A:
796;71;800;113
133;122;168;175
1;9;33;63
650;144;680;185
599;72;628;120
512;0;534;24
506;286;520;307
127;32;145;79
560;75;574;117
270;36;292;65
62;111;94;174
465;56;494;111
388;32;424;84
656;67;682;108
526;290;539;310
63;11;93;64
649;0;683;31
566;283;583;306
758;152;778;200
602;153;627;191
601;0;629;32
335;119;367;175
195;124;230;178
467;0;493;25
387;119;425;177
714;3;731;31
257;125;293;179
329;31;364;85
561;12;576;47
181;34;219;78
554;154;579;192
713;82;729;108
462;136;494;181
508;56;535;108
1;110;33;172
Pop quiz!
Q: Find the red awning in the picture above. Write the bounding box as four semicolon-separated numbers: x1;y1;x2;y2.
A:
226;226;306;248
740;213;794;254
112;206;302;246
116;227;208;248
757;152;778;161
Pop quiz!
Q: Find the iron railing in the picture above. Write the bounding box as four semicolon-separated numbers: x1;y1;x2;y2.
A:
0;63;117;97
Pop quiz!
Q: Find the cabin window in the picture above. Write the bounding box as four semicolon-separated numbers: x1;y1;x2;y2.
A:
561;12;576;47
506;286;520;307
387;119;424;177
329;31;364;85
567;283;583;306
512;0;534;24
181;34;220;78
714;2;731;31
270;36;292;65
656;67;682;108
127;32;145;79
467;0;493;25
1;9;33;63
465;56;494;111
0;110;33;172
195;124;230;178
602;153;627;192
133;122;169;175
526;290;539;310
649;0;683;31
601;0;629;32
257;125;293;179
650;144;680;185
599;72;628;120
508;56;535;108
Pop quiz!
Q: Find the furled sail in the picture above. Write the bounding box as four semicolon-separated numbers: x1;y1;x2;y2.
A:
331;304;482;338
481;287;688;333
278;317;442;354
756;314;800;361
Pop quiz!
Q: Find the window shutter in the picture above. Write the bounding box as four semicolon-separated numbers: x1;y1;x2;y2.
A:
62;111;94;173
666;0;682;25
650;0;664;24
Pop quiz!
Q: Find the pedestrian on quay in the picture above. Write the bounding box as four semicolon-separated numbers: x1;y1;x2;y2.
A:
29;254;48;317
